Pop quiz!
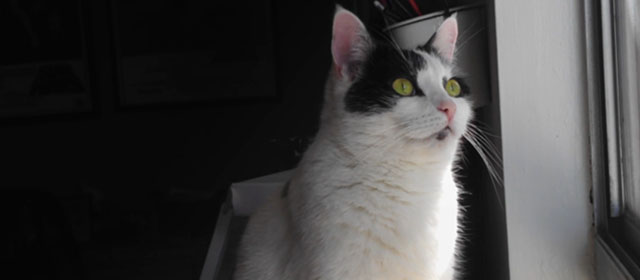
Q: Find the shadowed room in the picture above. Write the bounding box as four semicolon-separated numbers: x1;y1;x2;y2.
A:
3;0;637;279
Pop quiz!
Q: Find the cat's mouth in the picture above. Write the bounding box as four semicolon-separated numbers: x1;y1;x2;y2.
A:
435;127;452;140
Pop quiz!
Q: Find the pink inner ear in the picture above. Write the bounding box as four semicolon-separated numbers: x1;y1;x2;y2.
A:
331;10;363;75
432;17;458;61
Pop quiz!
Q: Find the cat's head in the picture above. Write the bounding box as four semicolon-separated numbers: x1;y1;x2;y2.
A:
323;6;472;161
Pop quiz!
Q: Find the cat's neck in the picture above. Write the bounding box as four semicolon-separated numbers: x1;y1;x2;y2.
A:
297;133;454;196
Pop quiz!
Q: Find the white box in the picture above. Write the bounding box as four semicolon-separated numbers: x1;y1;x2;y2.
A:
199;169;293;280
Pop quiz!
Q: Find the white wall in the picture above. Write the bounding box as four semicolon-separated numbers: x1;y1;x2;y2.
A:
493;0;595;279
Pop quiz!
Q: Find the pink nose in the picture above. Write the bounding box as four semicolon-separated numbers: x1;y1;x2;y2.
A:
437;100;456;123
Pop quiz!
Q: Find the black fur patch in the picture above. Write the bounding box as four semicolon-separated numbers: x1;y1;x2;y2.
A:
417;35;437;54
344;45;427;114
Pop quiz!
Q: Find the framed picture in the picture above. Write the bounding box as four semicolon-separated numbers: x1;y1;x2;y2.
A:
111;0;278;107
0;0;92;118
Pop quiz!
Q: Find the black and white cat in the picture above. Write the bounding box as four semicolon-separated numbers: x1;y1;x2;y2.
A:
235;6;472;280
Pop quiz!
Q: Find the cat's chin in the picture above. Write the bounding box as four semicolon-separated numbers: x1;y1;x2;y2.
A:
434;127;452;141
401;127;460;164
429;126;459;143
405;127;459;145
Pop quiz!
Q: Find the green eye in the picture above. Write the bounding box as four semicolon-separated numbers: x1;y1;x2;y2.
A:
392;78;414;96
445;79;461;97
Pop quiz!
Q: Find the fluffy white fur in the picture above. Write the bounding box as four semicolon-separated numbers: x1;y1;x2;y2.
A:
235;8;472;280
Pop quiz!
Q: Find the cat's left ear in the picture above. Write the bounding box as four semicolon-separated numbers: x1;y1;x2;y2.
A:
331;5;372;80
422;15;458;62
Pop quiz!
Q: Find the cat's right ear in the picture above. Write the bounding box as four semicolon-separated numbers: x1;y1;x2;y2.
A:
331;5;371;81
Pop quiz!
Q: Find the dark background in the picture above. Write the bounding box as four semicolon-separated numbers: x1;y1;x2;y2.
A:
0;0;507;279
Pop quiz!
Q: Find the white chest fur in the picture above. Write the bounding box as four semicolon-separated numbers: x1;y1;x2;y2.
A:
282;139;461;280
235;137;461;280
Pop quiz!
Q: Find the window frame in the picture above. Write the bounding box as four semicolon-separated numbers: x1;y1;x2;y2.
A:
587;0;640;278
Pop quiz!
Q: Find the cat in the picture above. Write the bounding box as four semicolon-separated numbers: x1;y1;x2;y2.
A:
235;5;472;280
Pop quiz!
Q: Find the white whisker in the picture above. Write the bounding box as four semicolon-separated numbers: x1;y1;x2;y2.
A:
463;123;504;210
